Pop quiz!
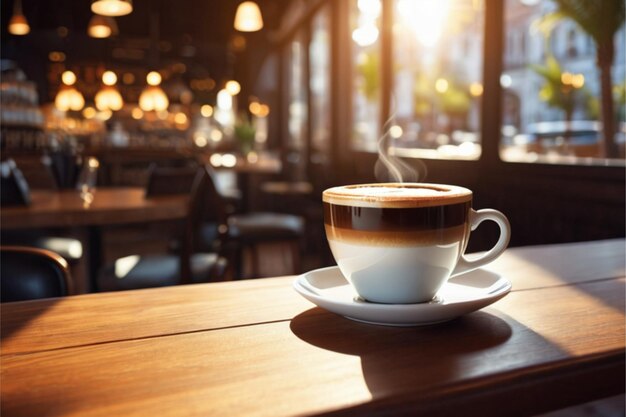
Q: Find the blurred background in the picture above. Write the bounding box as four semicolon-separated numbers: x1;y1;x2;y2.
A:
1;0;625;282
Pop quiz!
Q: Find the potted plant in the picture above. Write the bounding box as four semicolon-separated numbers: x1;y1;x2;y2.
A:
234;113;256;155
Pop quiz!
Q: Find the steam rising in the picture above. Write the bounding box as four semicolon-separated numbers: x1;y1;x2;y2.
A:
375;116;425;183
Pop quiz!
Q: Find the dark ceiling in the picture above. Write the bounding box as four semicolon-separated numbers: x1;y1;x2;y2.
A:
2;0;289;44
1;0;291;102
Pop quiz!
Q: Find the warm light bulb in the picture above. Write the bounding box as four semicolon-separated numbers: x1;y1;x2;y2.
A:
91;0;133;17
88;24;111;38
225;80;241;95
234;1;263;32
102;71;118;86
49;51;66;62
258;104;270;117
131;108;143;119
83;107;97;119
62;71;77;86
201;105;213;117
210;130;223;143
87;15;115;38
8;14;30;35
174;112;188;124
146;71;162;86
249;101;261;115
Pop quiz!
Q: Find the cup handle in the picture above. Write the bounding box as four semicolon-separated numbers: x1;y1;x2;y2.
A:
451;209;511;277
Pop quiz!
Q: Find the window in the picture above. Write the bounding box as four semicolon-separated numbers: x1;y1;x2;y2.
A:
309;6;332;154
389;0;484;160
500;0;626;164
282;31;309;179
350;0;383;151
286;33;308;151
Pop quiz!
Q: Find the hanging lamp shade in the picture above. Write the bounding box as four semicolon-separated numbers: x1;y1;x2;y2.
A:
55;71;85;111
95;71;124;111
88;15;118;38
95;87;123;111
139;71;169;112
55;87;85;112
91;0;132;17
234;1;263;32
8;0;30;35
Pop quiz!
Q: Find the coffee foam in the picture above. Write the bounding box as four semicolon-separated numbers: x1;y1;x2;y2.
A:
323;183;472;208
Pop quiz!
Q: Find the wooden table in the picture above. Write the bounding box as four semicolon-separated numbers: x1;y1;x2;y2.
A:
1;239;624;416
0;188;188;292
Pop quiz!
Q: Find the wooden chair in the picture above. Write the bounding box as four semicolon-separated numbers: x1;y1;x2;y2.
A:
1;246;72;302
197;167;305;279
98;166;227;291
1;158;84;275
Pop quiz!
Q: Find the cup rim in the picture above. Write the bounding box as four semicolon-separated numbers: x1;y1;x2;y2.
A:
322;182;472;208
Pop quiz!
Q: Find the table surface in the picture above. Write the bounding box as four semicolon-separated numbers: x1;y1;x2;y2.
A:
0;187;189;230
1;239;624;417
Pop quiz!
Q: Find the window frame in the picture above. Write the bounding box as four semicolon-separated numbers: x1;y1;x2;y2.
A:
271;0;624;185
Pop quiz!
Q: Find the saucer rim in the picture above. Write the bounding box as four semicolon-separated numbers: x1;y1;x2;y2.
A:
292;266;511;326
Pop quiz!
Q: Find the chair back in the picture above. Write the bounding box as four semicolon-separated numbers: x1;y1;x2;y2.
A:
193;166;228;226
145;164;199;197
13;155;59;190
1;246;72;302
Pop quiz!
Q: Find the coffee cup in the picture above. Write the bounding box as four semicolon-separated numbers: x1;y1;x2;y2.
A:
323;183;511;304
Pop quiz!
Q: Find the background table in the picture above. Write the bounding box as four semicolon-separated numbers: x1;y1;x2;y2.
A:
1;239;624;416
0;188;188;292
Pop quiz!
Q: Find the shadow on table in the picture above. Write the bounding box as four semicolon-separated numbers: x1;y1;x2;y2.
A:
289;307;589;416
1;298;62;341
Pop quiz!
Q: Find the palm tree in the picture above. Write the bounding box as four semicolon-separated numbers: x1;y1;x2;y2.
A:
530;54;589;143
546;0;625;157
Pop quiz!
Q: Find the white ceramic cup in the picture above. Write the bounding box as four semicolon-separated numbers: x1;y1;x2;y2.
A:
323;183;511;304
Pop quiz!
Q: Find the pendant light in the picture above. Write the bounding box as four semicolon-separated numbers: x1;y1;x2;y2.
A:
95;71;124;111
88;15;118;38
91;0;133;17
139;71;169;112
55;71;85;112
234;1;263;32
8;0;30;35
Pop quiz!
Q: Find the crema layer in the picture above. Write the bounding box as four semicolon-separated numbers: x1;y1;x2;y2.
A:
323;183;472;208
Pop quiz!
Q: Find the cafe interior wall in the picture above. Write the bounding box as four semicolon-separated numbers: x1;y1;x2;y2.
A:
267;0;625;253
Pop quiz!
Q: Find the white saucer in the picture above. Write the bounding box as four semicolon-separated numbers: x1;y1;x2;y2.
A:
293;266;511;327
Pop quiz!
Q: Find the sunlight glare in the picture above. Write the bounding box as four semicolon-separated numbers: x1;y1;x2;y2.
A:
397;0;450;48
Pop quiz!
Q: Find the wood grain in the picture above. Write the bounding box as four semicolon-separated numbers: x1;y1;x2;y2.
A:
0;188;188;229
2;240;624;356
486;238;626;290
1;278;624;417
0;277;312;356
